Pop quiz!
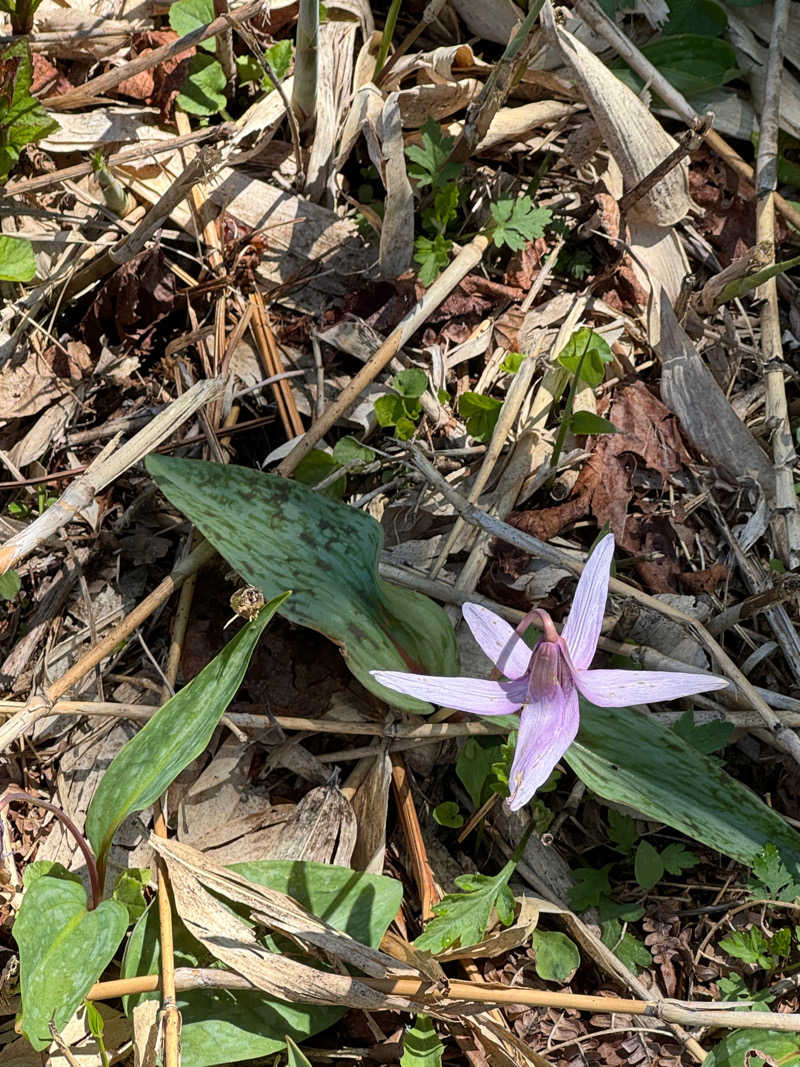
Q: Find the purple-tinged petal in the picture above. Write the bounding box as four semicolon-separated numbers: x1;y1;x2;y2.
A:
370;671;528;715
574;667;728;708
462;603;532;679
507;681;579;811
561;533;615;671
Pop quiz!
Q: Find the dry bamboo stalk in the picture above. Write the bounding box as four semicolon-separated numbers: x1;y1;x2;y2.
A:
249;290;304;438
754;0;800;569
174;110;226;276
85;970;800;1032
409;449;800;766
430;347;538;580
44;0;263;110
391;754;441;921
276;234;491;476
0;379;223;575
153;804;181;1067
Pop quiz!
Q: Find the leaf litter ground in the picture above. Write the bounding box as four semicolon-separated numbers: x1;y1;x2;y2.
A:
2;0;800;1065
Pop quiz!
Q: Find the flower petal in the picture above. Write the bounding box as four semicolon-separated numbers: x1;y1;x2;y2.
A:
508;681;579;811
561;533;615;671
370;671;527;714
574;667;729;708
462;603;532;679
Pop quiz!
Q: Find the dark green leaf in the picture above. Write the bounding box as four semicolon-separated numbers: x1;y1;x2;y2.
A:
177;53;227;115
557;327;613;389
568;865;613;912
489;196;551;251
293;450;345;499
433;801;463;828
0;41;59;181
662;0;726;37
0;568;21;599
670;710;733;755
660;843;698;876
401;1015;443;1067
457;391;502;443
601;919;652;973
86;595;287;872
531;930;580;982
719;928;772;968
456;736;508;808
113;868;151;925
0;235;35;282
122;860;403;1067
567;701;800;871
414;234;451;286
749;843;800;902
607;809;637;853
614;36;739;98
415;860;516;953
146;457;459;714
13;875;128;1050
634;840;663;890
570;411;618;435
332;437;375;466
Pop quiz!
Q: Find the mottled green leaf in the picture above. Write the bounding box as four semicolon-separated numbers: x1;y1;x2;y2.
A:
568;701;800;872
146;457;459;713
13;875;128;1050
86;594;287;874
122;860;403;1067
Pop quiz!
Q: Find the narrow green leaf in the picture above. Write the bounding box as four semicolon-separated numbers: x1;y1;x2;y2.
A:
570;411;618;436
567;701;800;871
13;876;128;1050
86;594;288;872
145;457;459;714
634;840;663;890
0;235;35;282
531;930;580;982
286;1035;313;1067
401;1015;444;1067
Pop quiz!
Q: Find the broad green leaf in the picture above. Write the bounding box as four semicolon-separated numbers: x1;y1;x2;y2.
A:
415;860;516;954
457;391;502;443
557;328;612;389
332;436;375;466
570;411;617;436
169;0;216;51
177;53;227;115
393;368;428;399
13;875;128;1050
0;41;59;181
704;1029;800;1067
374;393;407;428
146;457;459;713
614;36;739;98
670;709;733;755
531;930;579;982
401;1015;444;1067
0;235;35;282
567;701;800;872
293;449;345;499
86;594;288;874
122;860;403;1067
661;0;726;37
0;568;21;599
634;840;663;890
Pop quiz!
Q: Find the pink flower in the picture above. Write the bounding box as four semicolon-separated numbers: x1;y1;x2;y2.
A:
372;534;728;810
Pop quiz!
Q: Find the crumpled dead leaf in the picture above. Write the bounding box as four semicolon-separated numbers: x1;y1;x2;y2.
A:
81;246;176;351
0;348;70;422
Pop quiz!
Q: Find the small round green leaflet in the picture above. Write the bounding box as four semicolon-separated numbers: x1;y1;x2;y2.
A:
531;930;580;983
145;457;459;713
13;874;128;1050
85;592;289;881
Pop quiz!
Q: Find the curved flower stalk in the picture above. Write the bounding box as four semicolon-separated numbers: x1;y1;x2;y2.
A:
372;534;728;811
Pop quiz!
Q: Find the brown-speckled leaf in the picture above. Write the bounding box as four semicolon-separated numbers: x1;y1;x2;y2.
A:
146;456;459;713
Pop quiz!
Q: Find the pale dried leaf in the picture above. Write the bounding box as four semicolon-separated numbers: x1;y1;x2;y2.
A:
349;748;392;873
264;785;357;865
396;79;483;127
132;999;160;1067
378;93;414;276
305;20;357;203
450;0;524;45
39;108;173;152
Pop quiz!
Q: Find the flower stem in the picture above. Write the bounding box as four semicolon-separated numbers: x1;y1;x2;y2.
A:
0;788;102;909
548;331;593;481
